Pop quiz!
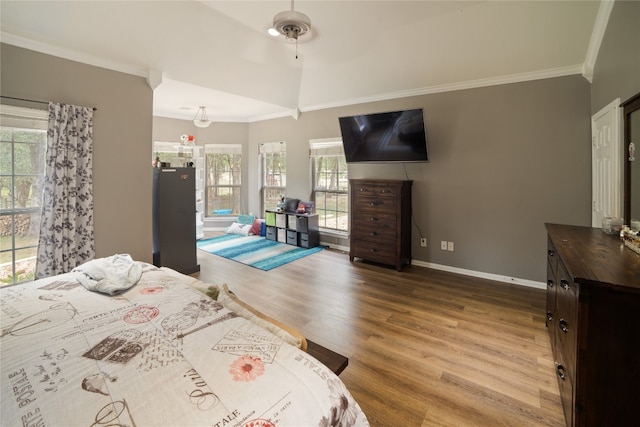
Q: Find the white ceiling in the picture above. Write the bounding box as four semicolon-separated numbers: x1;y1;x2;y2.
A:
1;1;603;122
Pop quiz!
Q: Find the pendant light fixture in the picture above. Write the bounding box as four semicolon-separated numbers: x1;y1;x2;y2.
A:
193;106;211;128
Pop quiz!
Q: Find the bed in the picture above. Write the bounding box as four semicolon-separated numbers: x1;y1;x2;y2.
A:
0;257;368;426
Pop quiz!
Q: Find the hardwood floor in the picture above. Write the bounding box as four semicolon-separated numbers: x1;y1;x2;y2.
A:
193;244;565;427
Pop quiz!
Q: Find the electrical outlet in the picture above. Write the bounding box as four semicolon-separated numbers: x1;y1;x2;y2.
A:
440;241;448;250
420;238;427;247
447;241;454;251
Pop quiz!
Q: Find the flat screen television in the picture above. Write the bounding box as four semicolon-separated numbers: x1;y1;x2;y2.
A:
339;108;428;163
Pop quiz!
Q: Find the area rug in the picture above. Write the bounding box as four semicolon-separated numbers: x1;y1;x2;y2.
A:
197;234;324;271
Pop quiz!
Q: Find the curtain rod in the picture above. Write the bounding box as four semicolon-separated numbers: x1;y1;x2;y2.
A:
0;95;98;111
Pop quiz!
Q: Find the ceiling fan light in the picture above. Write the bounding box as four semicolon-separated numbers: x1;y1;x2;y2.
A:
267;27;280;37
272;10;312;42
192;106;211;128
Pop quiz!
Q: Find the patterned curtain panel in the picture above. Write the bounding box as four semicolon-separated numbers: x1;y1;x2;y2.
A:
35;102;95;279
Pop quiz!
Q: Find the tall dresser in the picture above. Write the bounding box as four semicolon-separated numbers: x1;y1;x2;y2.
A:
349;179;412;271
545;223;640;427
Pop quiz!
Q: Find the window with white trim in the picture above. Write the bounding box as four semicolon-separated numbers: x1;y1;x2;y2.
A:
310;139;349;232
205;144;242;216
259;141;286;213
0;105;48;285
153;141;198;168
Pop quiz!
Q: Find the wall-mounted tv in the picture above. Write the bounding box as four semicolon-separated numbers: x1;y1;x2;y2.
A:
339;108;428;163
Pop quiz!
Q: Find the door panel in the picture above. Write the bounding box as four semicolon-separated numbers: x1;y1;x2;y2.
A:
592;98;621;227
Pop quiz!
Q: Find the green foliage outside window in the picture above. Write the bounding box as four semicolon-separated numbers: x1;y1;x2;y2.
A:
313;155;348;232
263;151;286;211
206;152;242;216
0;126;47;285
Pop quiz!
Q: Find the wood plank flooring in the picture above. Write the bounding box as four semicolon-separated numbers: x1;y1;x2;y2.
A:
193;243;565;427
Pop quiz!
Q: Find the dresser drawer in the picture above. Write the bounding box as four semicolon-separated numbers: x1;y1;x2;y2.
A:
351;183;402;199
547;237;557;276
546;259;557;332
351;226;396;244
555;261;578;379
351;239;396;264
546;238;558;331
555;360;574;427
353;196;397;214
353;212;396;231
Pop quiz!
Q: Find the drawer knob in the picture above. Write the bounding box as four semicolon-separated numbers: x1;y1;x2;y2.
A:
369;248;377;253
369;201;378;206
558;319;569;333
369;217;377;222
370;231;377;236
556;364;566;381
560;280;570;290
548;250;555;257
547;279;554;288
547;311;553;322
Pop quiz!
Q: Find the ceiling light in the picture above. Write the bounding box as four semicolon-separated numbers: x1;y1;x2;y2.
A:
270;0;313;44
192;106;211;128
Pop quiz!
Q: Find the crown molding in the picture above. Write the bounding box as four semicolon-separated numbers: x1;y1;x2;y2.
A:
1;32;149;78
582;0;615;83
2;30;591;124
301;64;585;114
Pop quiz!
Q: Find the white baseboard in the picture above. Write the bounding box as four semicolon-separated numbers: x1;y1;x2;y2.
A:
210;237;545;291
319;241;350;253
411;259;546;290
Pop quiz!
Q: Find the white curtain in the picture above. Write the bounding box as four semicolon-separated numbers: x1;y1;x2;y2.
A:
35;102;95;279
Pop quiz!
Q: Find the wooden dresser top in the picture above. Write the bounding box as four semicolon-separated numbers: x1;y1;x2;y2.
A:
546;223;640;292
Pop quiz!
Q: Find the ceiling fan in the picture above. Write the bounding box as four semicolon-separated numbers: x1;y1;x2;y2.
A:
268;0;314;57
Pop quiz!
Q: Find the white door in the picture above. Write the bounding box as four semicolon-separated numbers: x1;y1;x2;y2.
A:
592;98;621;227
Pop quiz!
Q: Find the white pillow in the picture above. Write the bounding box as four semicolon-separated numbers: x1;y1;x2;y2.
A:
226;222;251;236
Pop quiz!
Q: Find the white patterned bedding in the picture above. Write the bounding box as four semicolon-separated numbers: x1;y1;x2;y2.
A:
1;264;368;426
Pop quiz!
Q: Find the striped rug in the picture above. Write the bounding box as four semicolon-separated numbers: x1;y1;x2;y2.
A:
197;234;324;271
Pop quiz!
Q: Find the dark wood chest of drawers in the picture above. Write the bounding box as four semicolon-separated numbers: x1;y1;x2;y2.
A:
545;223;640;427
349;179;412;271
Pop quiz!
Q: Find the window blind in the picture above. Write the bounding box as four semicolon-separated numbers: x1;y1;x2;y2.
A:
259;141;286;154
0;105;48;129
205;144;242;155
309;138;344;157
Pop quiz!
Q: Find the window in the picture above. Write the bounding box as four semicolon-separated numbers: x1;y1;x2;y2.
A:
205;144;242;216
0;105;48;285
310;139;349;232
259;142;286;212
153;141;197;168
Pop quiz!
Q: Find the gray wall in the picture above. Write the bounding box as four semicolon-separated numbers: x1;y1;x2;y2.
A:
9;0;637;284
152;117;250;218
153;76;592;283
246;76;592;282
591;0;640;113
1;43;154;263
590;0;640;232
